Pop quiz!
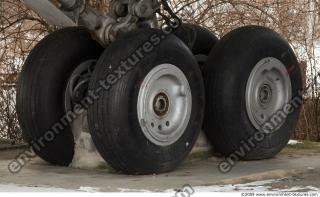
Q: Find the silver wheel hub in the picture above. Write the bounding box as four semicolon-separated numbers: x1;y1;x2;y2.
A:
137;64;192;146
246;57;292;130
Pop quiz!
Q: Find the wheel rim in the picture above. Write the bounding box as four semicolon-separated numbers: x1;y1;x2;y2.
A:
137;64;192;146
64;60;96;112
246;57;292;131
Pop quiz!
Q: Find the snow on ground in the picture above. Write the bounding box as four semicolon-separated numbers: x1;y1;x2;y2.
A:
70;130;105;169
167;179;320;193
0;180;320;192
192;182;320;192
69;113;106;169
189;180;276;192
78;187;100;192
274;186;320;192
288;140;303;145
117;188;152;192
165;180;277;193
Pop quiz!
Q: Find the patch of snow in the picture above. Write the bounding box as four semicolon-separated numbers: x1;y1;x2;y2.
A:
273;186;320;192
78;186;100;192
167;179;320;192
70;113;106;169
117;188;152;192
288;140;303;145
177;180;276;192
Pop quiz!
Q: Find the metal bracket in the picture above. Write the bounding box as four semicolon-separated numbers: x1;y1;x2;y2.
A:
22;0;164;46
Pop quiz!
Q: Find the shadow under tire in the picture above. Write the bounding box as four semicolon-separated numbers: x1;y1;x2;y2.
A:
203;26;302;160
16;27;104;166
88;28;205;174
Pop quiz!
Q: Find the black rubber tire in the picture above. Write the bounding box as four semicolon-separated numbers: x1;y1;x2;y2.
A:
88;28;205;174
16;27;104;166
174;23;219;56
174;24;219;68
203;26;302;160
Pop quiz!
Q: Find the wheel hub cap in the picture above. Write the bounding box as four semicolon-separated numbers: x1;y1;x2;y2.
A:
259;84;272;105
137;64;192;146
245;57;292;131
153;92;170;117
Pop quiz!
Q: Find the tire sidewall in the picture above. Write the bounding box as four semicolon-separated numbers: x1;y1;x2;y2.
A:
205;26;302;157
89;29;204;173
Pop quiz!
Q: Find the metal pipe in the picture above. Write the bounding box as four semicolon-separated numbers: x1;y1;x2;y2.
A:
22;0;76;27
